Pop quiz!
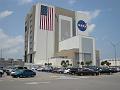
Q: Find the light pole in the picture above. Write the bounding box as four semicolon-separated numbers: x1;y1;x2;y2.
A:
110;41;120;66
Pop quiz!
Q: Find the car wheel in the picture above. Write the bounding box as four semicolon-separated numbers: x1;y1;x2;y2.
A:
12;76;18;78
79;73;83;76
19;75;23;78
0;73;2;77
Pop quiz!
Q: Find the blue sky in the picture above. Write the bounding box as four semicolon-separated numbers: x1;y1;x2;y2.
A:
0;0;120;60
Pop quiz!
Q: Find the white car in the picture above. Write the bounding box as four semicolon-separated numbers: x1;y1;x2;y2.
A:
64;68;70;74
37;67;45;71
10;70;16;75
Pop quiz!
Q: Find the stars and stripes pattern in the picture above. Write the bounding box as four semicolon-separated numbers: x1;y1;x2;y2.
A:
40;5;54;31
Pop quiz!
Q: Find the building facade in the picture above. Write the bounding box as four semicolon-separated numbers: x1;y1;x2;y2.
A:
24;3;96;67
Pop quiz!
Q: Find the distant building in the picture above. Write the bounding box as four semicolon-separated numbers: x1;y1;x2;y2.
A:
24;3;96;67
0;59;24;68
96;50;100;66
0;58;5;61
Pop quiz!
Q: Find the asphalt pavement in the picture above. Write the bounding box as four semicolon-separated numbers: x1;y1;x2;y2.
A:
0;72;120;90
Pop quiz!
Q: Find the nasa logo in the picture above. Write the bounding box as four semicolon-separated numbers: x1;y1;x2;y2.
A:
77;20;87;31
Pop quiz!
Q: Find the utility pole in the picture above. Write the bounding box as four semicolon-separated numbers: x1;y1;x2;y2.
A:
0;49;2;60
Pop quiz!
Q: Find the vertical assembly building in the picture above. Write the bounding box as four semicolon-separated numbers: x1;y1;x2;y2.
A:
24;3;96;67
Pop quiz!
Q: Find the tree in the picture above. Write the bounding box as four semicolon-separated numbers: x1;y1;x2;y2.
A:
45;63;52;66
106;62;111;67
85;61;92;66
76;61;80;67
61;60;66;67
61;60;70;67
101;61;105;66
48;63;52;66
66;60;69;66
101;61;111;67
69;64;72;66
45;63;48;66
81;61;84;67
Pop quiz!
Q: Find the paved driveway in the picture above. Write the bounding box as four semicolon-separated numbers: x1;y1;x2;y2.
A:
0;72;120;90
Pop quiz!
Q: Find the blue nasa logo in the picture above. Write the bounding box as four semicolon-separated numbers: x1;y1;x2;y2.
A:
77;20;87;31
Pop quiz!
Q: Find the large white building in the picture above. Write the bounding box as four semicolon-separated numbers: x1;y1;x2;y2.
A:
24;3;96;67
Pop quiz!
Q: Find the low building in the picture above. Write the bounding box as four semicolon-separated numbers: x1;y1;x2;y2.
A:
0;59;24;68
101;59;120;66
96;50;100;66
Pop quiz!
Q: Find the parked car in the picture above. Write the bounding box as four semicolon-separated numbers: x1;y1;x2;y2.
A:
76;68;99;76
52;68;60;73
99;67;113;74
11;69;36;78
6;69;13;76
52;68;65;74
43;66;53;72
69;68;80;75
56;68;65;74
108;67;118;73
0;69;4;77
64;68;71;74
37;67;45;71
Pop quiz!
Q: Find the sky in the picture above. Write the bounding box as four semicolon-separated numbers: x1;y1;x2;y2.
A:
0;0;120;60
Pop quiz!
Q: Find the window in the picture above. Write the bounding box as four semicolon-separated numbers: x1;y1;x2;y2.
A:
61;20;71;41
25;26;27;32
30;54;32;63
59;15;72;41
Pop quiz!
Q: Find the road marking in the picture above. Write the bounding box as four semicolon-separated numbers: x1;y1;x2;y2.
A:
56;76;78;80
56;76;89;80
25;81;50;85
25;82;39;85
39;82;50;84
51;76;60;78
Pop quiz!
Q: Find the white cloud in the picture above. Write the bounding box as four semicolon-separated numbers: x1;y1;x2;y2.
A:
78;10;101;22
87;24;96;33
0;10;13;19
68;0;77;4
0;28;24;59
19;0;33;4
92;10;101;18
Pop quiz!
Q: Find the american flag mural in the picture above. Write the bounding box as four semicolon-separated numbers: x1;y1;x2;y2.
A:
40;5;54;31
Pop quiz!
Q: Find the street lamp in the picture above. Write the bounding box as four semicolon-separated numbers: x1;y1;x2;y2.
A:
110;41;120;66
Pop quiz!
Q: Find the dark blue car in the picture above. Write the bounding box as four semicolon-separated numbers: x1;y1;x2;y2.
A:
11;69;36;78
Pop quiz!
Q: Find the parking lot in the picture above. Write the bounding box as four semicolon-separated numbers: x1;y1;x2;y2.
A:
0;71;120;90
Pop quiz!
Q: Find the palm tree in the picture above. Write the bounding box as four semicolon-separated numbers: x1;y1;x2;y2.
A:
77;61;80;65
81;61;84;67
69;64;72;67
101;61;105;66
106;62;111;67
44;63;48;66
66;60;69;66
61;60;66;67
85;61;92;66
48;63;52;66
